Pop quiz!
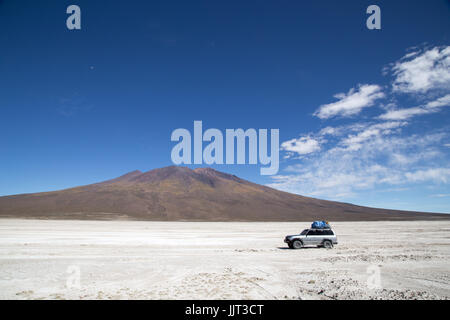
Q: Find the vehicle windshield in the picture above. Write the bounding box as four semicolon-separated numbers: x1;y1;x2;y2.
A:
300;229;308;235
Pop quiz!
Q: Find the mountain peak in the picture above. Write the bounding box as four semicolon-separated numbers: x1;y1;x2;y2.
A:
194;167;217;174
115;166;242;185
126;165;193;184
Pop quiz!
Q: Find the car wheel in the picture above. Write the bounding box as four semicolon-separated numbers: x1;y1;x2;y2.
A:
323;240;333;249
292;240;303;249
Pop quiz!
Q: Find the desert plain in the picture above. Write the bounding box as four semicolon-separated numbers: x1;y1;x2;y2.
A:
0;219;449;300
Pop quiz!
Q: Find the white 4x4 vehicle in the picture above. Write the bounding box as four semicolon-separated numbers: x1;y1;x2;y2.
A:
284;228;338;249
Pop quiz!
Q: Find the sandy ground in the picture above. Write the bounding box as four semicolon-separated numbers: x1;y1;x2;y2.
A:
0;219;449;300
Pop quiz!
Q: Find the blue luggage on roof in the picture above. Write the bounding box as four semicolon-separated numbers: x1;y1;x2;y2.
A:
311;221;331;229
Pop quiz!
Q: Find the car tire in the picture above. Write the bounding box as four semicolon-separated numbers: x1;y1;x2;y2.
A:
323;240;333;249
288;243;294;249
292;240;303;249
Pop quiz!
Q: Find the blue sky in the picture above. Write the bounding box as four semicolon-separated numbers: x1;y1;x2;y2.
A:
0;0;449;213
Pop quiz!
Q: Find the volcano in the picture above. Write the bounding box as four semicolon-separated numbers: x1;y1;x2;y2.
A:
0;166;448;221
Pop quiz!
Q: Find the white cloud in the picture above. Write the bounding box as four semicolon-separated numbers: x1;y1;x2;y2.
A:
281;136;320;156
318;123;368;137
405;168;450;184
319;126;339;136
313;84;384;119
271;124;448;199
390;149;441;166
379;107;427;120
379;94;450;120
340;121;406;151
426;94;450;109
392;46;450;93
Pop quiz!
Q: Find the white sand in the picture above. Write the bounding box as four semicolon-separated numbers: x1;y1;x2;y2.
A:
0;219;449;300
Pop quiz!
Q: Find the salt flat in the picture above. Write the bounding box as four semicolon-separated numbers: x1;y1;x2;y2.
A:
0;219;449;300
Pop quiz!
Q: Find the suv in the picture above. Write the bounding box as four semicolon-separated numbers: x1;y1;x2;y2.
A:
284;228;338;249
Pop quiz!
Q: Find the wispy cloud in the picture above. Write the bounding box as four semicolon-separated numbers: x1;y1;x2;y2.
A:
313;84;384;119
391;46;450;94
269;129;447;198
405;168;450;183
340;121;406;151
379;94;450;120
281;136;321;156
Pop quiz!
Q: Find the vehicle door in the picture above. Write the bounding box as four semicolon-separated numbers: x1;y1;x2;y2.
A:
312;229;325;245
304;229;317;246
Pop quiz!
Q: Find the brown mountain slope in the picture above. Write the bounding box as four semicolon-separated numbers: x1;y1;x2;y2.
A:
0;166;448;221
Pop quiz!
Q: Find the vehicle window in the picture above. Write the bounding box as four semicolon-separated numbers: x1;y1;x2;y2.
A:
300;229;308;235
307;230;317;236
